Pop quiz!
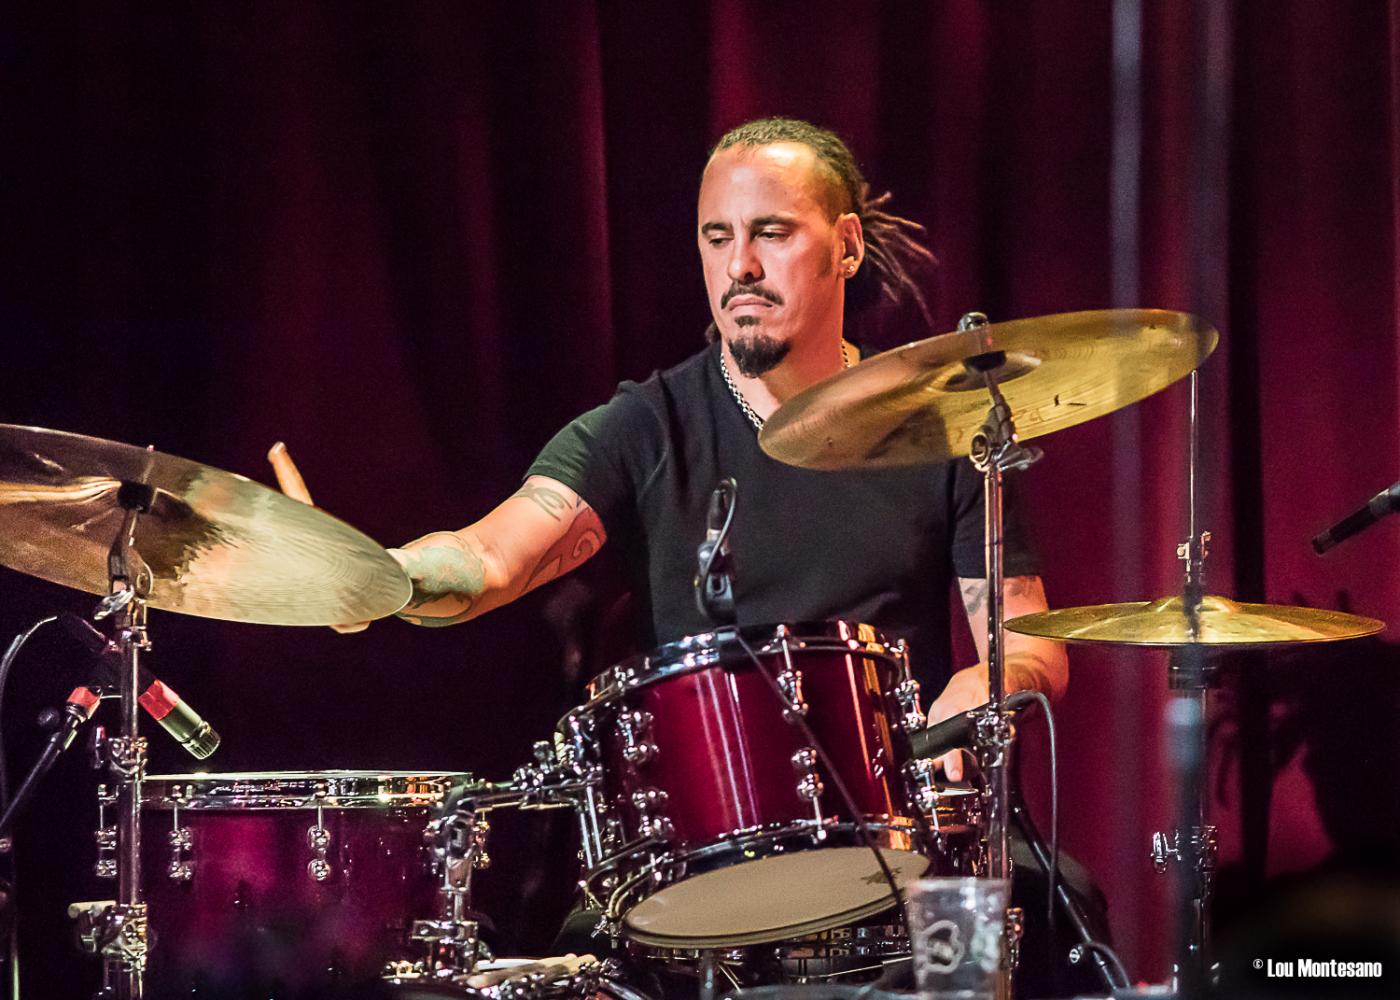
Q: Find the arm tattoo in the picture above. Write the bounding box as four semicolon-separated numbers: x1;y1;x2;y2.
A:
1005;576;1036;598
401;531;487;613
512;483;571;521
960;579;988;617
524;505;604;590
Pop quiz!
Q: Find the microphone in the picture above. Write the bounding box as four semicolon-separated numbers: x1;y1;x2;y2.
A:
59;613;221;759
51;685;102;752
695;478;737;624
909;690;1038;760
1312;479;1400;553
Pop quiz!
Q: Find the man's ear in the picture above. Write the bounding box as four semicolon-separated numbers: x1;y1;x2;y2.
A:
837;212;866;268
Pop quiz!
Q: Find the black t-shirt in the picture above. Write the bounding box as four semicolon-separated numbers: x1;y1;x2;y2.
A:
526;341;1038;692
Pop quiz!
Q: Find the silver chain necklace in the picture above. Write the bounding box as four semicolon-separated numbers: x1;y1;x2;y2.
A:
719;341;854;432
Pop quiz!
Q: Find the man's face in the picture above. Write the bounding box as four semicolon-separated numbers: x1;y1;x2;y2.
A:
697;142;848;377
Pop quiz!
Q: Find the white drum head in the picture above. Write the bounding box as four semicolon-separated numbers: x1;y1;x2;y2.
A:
622;846;929;948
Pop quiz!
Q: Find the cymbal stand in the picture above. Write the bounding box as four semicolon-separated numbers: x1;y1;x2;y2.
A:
83;481;156;999
961;312;1043;997
1152;369;1216;998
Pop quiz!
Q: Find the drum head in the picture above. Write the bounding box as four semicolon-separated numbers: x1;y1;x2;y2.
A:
622;845;930;948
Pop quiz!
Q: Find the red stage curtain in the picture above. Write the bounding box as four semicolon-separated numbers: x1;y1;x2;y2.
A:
1;1;1396;987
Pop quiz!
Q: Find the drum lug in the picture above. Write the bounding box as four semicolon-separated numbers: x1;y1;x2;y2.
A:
94;783;118;880
166;805;193;883
776;667;808;721
618;710;657;766
776;630;809;721
895;679;925;731
631;787;674;841
307;803;332;883
903;758;946;852
791;747;827;832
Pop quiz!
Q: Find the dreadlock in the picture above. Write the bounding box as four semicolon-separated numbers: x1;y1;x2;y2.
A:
710;116;937;325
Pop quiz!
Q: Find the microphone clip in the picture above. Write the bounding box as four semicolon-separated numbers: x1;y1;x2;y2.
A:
696;478;737;625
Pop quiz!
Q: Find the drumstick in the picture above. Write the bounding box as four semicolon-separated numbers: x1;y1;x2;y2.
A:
464;954;594;989
267;441;314;506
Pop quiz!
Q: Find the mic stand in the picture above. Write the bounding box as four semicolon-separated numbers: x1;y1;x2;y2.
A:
80;480;156;999
960;312;1043;1000
0;699;100;840
1150;369;1217;998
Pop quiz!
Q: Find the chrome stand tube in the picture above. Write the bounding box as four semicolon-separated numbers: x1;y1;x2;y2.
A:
959;312;1043;999
93;484;155;999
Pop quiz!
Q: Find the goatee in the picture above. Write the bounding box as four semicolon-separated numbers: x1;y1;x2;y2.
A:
728;333;790;377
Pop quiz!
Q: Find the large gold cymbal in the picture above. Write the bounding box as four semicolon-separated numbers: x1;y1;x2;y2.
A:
1005;595;1384;647
760;309;1218;469
0;425;410;626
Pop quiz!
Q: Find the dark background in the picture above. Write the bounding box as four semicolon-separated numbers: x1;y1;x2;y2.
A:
1;2;1398;995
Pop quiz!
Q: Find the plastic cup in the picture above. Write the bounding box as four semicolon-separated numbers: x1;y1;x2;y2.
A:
906;876;1009;1000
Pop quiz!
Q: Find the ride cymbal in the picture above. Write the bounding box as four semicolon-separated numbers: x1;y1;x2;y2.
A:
0;425;410;626
1005;595;1383;647
760;309;1218;469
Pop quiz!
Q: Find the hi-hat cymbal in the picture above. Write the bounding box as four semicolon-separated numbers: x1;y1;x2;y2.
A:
760;309;1218;469
0;425;410;626
1005;595;1384;647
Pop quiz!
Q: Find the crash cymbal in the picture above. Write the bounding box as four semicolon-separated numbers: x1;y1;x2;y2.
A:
0;425;410;626
1005;595;1384;647
760;309;1218;469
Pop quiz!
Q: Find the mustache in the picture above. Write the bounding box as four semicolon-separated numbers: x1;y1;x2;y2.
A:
721;282;783;308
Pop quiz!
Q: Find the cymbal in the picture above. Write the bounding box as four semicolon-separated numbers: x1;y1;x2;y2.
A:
0;425;411;626
1005;595;1384;647
760;309;1218;469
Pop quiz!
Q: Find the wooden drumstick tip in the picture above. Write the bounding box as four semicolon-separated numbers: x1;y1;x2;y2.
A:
267;441;315;506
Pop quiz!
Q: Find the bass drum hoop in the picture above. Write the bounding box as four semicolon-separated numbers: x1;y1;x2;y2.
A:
585;620;901;707
142;769;476;809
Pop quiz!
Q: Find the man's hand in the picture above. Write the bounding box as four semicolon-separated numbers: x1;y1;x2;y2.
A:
922;668;989;781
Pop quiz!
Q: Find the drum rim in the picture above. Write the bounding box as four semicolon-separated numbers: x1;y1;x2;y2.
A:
141;769;478;809
584;620;900;705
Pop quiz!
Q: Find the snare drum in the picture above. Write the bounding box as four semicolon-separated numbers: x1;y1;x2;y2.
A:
568;622;969;948
140;770;477;993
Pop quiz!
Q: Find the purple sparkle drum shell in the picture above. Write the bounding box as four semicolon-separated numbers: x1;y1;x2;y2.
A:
140;771;470;994
581;622;941;947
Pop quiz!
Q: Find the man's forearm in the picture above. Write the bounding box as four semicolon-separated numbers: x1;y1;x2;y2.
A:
944;649;1067;704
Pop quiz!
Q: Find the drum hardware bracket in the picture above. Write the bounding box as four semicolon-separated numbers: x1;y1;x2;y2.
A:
791;747;827;835
1150;825;1218;886
618;710;657;766
902;759;945;853
631;787;675;841
774;628;809;721
307;800;332;882
407;916;482;976
165;804;193;883
94;784;119;879
70;898;147;969
1003;906;1025;972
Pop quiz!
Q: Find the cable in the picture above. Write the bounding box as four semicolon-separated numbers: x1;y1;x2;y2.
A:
0;614;59;1000
732;633;909;937
1070;939;1131;987
696;479;737;623
1021;690;1058;945
0;617;58;809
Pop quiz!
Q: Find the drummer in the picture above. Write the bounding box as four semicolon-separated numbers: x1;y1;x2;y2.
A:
339;116;1068;778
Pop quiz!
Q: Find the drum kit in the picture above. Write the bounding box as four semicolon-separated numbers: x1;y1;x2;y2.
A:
0;309;1384;1000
